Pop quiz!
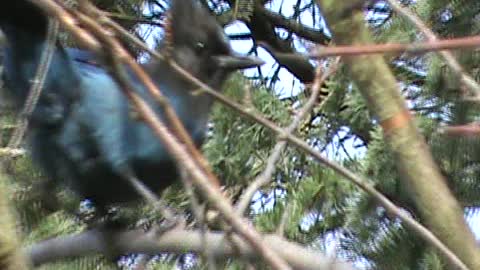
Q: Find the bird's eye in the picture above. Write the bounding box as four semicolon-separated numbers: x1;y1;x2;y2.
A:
195;41;205;53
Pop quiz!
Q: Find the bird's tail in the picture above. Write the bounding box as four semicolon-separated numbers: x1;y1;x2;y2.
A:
0;1;51;95
0;1;80;124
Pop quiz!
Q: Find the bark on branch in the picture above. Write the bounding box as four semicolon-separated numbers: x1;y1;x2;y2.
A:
27;228;355;270
317;1;480;269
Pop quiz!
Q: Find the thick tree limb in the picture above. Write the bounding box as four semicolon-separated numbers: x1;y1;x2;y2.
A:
27;228;355;270
224;0;317;83
317;1;480;269
259;6;329;44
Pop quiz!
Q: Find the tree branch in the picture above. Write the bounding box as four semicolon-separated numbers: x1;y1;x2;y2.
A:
317;0;479;269
385;0;480;100
27;228;355;270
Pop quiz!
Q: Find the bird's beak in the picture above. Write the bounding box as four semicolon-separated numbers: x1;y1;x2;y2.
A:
214;53;264;70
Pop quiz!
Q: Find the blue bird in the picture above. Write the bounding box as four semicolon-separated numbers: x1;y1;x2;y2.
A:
0;0;263;210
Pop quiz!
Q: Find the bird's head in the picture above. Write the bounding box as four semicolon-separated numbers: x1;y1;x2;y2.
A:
162;0;263;88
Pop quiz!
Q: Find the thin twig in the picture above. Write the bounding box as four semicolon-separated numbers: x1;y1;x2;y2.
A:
35;0;101;50
236;58;340;215
441;123;480;137
106;12;165;27
310;35;480;58
180;170;218;270
386;0;480;100
126;174;179;223
276;202;293;237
